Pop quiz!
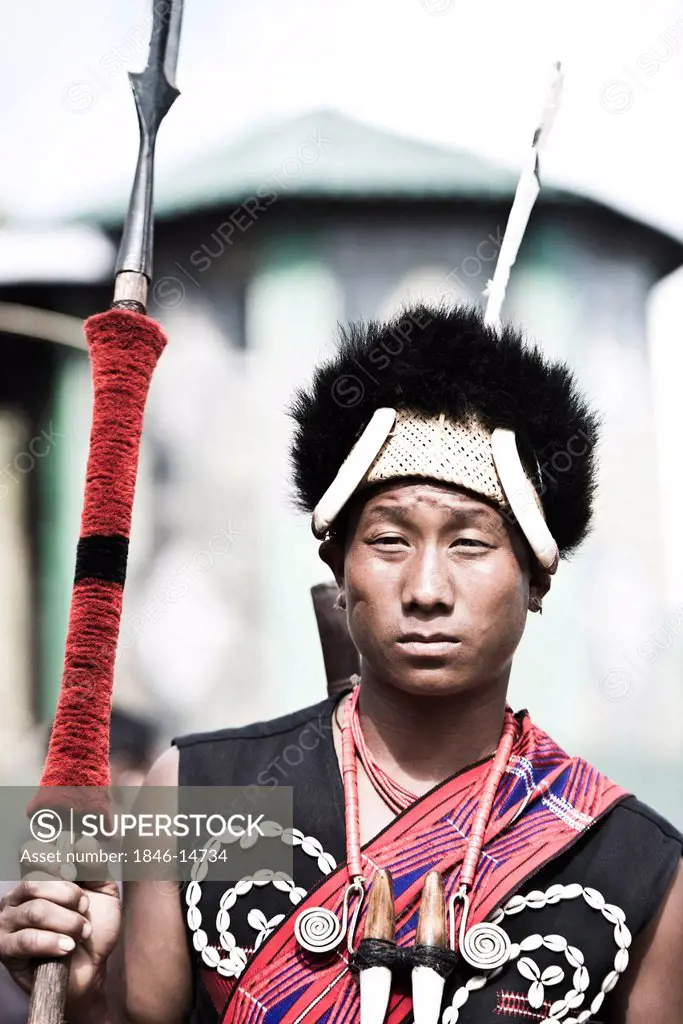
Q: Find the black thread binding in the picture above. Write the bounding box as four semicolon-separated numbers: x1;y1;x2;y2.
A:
351;939;408;974
411;943;457;978
351;939;456;978
74;535;129;586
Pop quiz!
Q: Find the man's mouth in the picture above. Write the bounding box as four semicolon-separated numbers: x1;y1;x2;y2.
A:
397;633;462;657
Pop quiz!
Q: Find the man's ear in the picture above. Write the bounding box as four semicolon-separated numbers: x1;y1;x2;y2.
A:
318;538;345;590
529;565;552;609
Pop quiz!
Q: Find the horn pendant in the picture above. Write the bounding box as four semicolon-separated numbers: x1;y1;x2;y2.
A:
360;966;393;1024
360;869;395;1024
412;871;448;1024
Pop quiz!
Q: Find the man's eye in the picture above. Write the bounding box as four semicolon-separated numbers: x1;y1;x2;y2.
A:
453;538;489;548
370;536;406;546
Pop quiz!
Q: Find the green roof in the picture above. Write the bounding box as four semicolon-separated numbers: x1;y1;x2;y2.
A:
87;109;573;225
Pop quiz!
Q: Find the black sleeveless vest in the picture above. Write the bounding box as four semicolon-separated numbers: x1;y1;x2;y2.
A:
174;695;682;1023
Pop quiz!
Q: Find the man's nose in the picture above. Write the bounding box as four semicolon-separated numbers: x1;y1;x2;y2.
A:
402;549;454;610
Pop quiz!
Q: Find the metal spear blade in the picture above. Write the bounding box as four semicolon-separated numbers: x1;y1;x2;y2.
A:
164;0;184;88
129;0;184;133
114;0;185;298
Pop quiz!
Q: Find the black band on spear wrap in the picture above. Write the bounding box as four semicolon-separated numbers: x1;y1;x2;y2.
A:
74;535;129;586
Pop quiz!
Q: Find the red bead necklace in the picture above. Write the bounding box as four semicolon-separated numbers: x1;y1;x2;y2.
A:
341;682;518;966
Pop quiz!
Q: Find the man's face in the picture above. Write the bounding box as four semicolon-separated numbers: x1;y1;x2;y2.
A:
325;480;535;697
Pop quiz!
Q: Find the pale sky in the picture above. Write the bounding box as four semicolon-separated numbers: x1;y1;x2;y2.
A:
0;0;682;238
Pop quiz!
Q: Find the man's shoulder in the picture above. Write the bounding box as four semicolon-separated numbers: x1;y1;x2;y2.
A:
605;794;683;848
172;694;340;749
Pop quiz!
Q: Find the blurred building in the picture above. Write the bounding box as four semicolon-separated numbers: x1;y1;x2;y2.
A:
1;111;682;822
0;220;114;780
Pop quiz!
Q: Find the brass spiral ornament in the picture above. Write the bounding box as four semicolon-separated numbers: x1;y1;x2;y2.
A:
294;906;345;953
460;921;511;971
295;878;365;955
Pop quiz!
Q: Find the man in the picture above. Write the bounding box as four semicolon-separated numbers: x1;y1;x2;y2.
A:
1;304;682;1023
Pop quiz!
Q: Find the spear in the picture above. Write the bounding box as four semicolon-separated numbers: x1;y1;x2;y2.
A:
26;3;184;1020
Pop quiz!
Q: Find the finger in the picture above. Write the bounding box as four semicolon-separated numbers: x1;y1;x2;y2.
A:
17;839;67;881
69;835;117;886
0;928;76;960
3;879;84;912
6;900;90;941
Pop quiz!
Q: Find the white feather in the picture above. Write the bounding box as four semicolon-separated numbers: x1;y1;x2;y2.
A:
484;61;564;332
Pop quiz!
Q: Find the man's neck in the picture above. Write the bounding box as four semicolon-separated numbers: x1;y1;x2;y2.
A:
352;668;509;797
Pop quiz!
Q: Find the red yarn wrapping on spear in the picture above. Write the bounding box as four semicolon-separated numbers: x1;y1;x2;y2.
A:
31;309;166;802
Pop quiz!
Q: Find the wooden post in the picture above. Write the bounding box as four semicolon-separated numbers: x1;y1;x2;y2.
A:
311;582;360;695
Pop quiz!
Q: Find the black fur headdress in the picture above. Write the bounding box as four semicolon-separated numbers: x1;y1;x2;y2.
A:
289;304;601;558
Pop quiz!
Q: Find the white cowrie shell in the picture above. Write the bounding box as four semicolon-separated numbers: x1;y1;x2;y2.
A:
194;857;209;883
247;908;267;931
583;887;605;910
603;903;626;925
258;820;282;837
451;983;470;1010
545;884;564;904
231;947;248;968
541;965;564;986
573;966;589;992
272;874;294;892
565;945;584;968
465;975;488;992
202;947;221;967
186;905;202;930
601;969;620;993
217;960;239;977
518;957;541;981
220;888;238;909
565;989;584;1009
252;869;274;884
590;991;605;1015
615;947;630;973
301;838;322;857
528;981;544;1009
186;881;201;906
